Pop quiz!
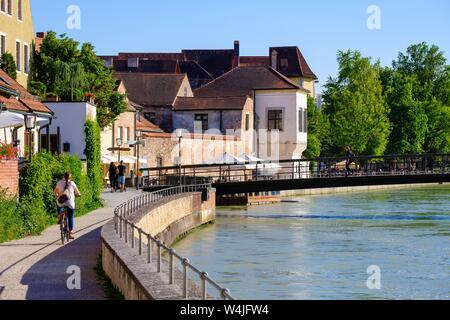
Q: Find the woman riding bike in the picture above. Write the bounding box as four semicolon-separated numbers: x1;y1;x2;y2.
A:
54;172;81;240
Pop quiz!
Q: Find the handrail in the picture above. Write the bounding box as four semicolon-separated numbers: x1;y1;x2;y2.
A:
113;184;235;300
138;153;450;187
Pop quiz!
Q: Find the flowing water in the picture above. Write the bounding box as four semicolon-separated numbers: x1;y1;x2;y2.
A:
173;185;450;300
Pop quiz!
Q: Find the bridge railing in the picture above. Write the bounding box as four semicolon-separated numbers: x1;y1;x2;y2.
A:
113;184;234;300
139;153;450;187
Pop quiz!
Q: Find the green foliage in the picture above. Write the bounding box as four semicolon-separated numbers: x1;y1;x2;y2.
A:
0;152;102;243
322;50;391;156
0;191;24;243
389;42;450;153
0;52;17;80
303;96;329;158
30;31;127;128
84;120;103;205
381;70;428;154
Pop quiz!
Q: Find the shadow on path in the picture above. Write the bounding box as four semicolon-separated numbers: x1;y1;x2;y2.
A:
0;218;110;278
20;227;106;300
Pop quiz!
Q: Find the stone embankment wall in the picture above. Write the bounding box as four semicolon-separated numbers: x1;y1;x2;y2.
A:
101;189;215;300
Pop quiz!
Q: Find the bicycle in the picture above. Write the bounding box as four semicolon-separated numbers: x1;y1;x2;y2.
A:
60;208;70;245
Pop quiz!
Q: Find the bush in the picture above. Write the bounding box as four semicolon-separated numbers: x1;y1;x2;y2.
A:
85;120;103;206
0;191;24;243
0;152;103;243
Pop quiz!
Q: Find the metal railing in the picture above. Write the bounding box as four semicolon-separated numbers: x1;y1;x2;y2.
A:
113;184;234;300
139;153;450;186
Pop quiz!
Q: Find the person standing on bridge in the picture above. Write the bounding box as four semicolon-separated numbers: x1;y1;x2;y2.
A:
345;146;355;177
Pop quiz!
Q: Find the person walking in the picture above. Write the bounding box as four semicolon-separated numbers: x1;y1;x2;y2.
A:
345;146;355;177
108;162;118;193
117;160;127;192
54;172;81;240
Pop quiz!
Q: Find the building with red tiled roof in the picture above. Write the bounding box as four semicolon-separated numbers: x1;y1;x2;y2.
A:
99;41;318;96
0;69;53;158
114;72;193;132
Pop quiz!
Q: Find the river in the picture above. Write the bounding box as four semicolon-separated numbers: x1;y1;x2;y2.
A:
173;185;450;300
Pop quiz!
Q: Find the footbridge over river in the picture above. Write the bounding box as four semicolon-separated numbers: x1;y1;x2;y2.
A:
140;154;450;196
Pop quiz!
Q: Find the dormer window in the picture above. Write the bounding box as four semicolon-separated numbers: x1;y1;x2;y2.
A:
280;58;289;69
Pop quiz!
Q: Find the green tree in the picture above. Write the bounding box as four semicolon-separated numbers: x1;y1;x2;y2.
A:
381;69;428;154
30;31;126;127
392;43;450;153
0;52;17;80
303;96;329;158
322;50;391;156
393;42;449;103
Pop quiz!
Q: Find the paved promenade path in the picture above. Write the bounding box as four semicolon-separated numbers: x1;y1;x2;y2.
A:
0;190;141;300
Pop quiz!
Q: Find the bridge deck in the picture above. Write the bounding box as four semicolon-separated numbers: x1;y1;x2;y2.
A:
212;173;450;195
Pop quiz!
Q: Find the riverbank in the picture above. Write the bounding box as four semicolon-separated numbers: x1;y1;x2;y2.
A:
280;182;448;197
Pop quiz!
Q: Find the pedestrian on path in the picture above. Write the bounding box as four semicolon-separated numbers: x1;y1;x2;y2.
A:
54;172;81;239
108;162;118;193
117;161;127;192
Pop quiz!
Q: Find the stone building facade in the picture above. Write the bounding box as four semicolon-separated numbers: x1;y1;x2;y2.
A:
0;0;35;88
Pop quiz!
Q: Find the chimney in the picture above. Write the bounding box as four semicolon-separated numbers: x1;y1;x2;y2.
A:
234;40;240;56
271;49;278;70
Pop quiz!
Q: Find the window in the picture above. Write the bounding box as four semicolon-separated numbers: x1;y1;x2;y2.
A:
125;127;130;143
1;0;5;13
0;34;5;56
117;126;123;141
144;112;156;124
299;109;308;133
17;0;22;20
156;157;163;168
267;110;283;131
194;114;208;131
15;40;21;72
7;0;11;15
23;43;29;73
245;114;250;131
280;58;289;69
299;109;303;132
303;109;308;133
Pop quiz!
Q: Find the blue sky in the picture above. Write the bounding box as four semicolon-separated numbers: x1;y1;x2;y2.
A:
31;0;450;92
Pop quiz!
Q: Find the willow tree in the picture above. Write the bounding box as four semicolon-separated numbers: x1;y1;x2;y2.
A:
322;50;391;156
54;61;85;101
30;31;126;128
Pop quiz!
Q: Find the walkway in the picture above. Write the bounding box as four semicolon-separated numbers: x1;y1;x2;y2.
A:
0;189;141;300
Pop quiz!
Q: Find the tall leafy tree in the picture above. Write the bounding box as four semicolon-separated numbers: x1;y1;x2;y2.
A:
303;96;329;158
30;31;126;128
322;50;391;156
392;43;450;153
0;53;17;80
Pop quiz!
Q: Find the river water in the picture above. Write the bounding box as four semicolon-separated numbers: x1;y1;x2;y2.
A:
173;185;450;300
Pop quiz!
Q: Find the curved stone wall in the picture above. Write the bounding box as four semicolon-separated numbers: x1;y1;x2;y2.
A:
101;189;216;300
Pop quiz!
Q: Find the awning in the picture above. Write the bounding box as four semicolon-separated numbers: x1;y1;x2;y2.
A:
203;152;246;165
102;153;147;165
239;154;282;175
0;111;51;129
0;111;23;128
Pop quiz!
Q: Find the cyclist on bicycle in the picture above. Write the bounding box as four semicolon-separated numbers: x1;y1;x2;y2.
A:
54;172;81;239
